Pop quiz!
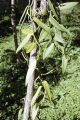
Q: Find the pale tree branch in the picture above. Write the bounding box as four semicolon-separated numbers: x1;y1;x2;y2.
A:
23;0;37;120
23;48;37;120
23;0;48;119
40;0;47;15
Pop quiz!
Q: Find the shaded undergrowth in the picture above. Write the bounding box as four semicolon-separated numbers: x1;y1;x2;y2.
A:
0;49;27;120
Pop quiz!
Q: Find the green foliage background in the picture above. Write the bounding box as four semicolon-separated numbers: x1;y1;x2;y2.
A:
0;2;80;120
37;4;80;120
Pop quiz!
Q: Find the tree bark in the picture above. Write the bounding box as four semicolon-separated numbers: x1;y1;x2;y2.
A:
11;0;18;51
40;0;47;15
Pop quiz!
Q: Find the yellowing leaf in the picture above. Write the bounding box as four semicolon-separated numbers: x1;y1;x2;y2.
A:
21;28;33;35
16;34;32;53
42;81;51;102
43;43;54;60
25;42;36;53
33;17;51;33
62;54;68;74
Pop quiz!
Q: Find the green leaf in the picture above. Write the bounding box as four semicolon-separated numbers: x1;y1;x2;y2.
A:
16;34;32;53
33;17;51;33
39;29;48;42
25;42;36;53
31;104;39;120
18;108;23;120
59;2;78;14
48;0;58;19
54;30;64;44
31;86;42;107
60;25;71;35
42;80;51;102
49;15;70;35
36;94;44;104
39;29;52;42
62;54;68;74
55;42;64;54
21;28;33;35
43;43;54;60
